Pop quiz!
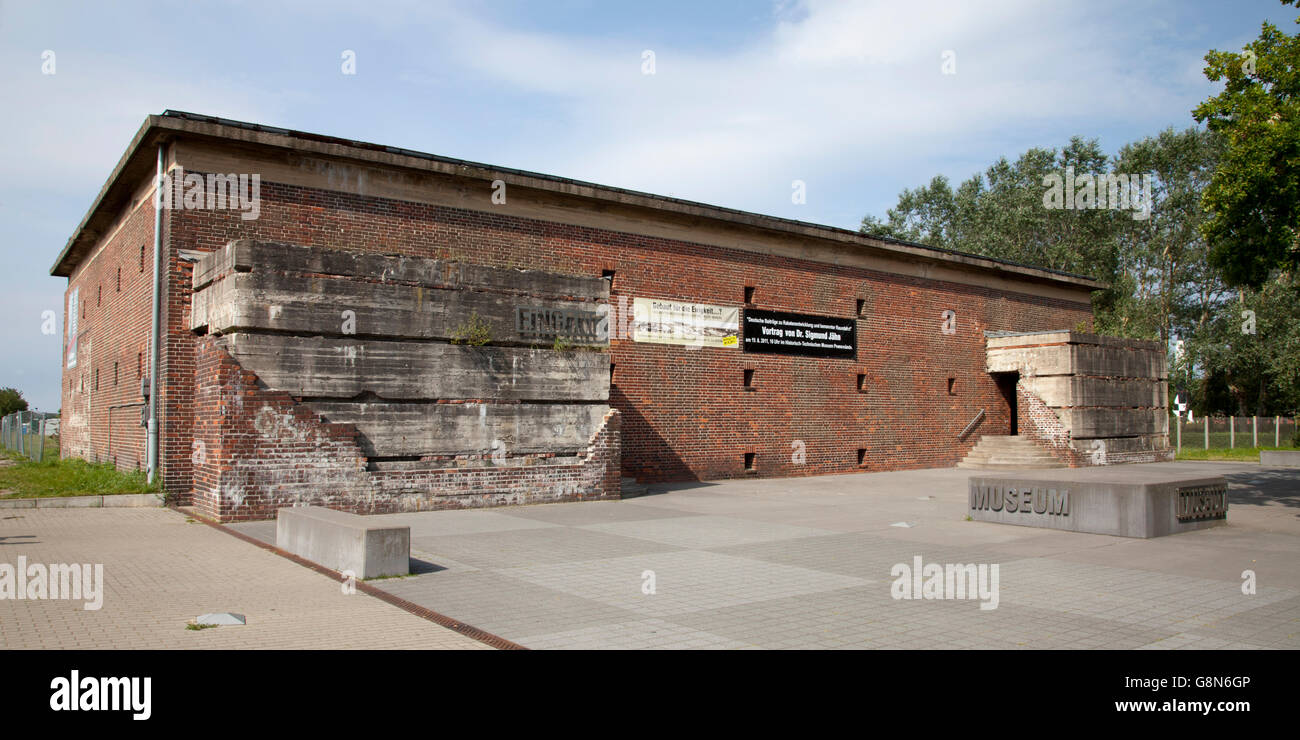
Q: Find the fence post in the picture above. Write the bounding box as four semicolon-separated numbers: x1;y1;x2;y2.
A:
37;418;45;462
1230;417;1235;449
1277;416;1281;447
1253;416;1258;448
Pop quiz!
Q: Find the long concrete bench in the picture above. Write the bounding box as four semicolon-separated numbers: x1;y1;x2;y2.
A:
275;506;410;579
1260;450;1300;468
967;466;1228;538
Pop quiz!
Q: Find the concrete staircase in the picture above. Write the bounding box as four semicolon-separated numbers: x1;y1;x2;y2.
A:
957;435;1065;469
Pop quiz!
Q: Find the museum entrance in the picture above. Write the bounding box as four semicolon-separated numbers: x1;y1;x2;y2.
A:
991;371;1018;435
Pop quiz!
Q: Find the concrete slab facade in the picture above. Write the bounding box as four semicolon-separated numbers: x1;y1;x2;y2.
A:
987;330;1173;466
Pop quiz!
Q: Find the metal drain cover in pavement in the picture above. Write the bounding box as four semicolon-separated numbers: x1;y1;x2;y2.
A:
195;613;246;626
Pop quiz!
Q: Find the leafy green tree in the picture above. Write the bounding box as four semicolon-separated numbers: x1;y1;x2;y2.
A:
1193;0;1300;287
861;137;1126;330
0;388;28;417
1110;127;1226;345
1184;275;1300;415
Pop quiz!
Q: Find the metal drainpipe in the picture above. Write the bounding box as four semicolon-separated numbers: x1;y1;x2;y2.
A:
146;143;165;484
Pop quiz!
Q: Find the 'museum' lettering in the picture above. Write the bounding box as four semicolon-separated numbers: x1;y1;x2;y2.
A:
969;485;1070;516
1176;485;1227;522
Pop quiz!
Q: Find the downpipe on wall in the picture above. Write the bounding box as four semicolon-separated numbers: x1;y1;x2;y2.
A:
146;143;164;484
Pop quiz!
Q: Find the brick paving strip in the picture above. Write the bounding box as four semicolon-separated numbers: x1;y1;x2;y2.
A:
0;507;496;649
179;506;526;650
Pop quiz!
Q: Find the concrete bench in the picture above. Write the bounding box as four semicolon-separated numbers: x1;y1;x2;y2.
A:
968;467;1228;538
275;506;410;579
1260;450;1300;468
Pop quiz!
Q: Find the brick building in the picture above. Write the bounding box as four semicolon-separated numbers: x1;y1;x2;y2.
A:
51;111;1152;521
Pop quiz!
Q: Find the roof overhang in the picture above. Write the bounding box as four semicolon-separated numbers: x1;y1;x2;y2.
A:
51;111;1107;296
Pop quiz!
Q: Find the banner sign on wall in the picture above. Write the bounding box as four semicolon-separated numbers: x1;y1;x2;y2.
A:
66;288;78;369
742;308;856;359
633;297;739;348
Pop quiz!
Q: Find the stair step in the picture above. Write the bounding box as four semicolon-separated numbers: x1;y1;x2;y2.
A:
958;461;1065;470
961;435;1065;469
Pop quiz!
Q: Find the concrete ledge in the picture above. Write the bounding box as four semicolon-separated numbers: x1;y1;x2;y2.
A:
275;506;410;579
968;467;1228;538
1260;450;1300;468
0;493;164;509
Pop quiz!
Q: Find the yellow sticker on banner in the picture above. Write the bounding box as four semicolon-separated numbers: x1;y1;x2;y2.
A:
722;335;738;346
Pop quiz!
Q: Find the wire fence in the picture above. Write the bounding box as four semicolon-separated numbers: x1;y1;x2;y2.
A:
1174;415;1299;450
0;411;60;462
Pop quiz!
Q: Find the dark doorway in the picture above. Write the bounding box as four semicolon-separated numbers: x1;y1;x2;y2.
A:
991;371;1018;435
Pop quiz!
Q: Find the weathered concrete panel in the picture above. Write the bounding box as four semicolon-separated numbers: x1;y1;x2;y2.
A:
1056;407;1168;438
276;506;409;578
1260;450;1300;468
193;239;608;301
305;401;609;457
193;271;608;345
987;333;1167;380
987;331;1161;352
1022;376;1166;408
222;333;609;401
1071;434;1171;456
986;346;1073;376
1070;344;1167;379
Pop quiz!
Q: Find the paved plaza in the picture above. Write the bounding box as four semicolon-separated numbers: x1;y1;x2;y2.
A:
0;508;488;649
3;461;1297;650
212;461;1299;650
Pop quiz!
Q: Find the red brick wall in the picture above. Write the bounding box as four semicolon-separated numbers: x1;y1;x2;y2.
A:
66;170;1092;500
163;176;1091;490
60;193;155;472
1017;383;1086;467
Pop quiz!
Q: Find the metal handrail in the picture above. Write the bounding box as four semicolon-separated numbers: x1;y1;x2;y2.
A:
958;409;986;440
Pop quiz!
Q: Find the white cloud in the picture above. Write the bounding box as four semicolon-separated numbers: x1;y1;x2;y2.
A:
373;0;1213;220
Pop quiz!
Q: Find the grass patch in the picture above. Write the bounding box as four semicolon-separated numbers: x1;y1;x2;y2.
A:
0;451;158;498
450;311;493;346
1175;446;1298;462
185;623;217;631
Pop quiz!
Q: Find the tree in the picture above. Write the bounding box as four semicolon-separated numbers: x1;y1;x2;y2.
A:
1183;274;1300;415
0;388;28;417
1193;0;1300;288
1110;127;1226;345
860;137;1127;330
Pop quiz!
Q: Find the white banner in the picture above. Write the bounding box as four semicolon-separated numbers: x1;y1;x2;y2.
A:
632;297;739;348
66;288;78;369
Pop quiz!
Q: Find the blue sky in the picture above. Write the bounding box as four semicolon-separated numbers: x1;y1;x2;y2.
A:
1;0;1293;412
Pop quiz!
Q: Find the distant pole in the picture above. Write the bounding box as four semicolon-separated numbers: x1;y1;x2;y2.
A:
1230;417;1235;449
1253;416;1258;448
37;418;45;462
1205;418;1209;450
1278;416;1282;447
1176;418;1182;453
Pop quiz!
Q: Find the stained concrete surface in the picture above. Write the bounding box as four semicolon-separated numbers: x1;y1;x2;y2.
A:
229;462;1300;649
